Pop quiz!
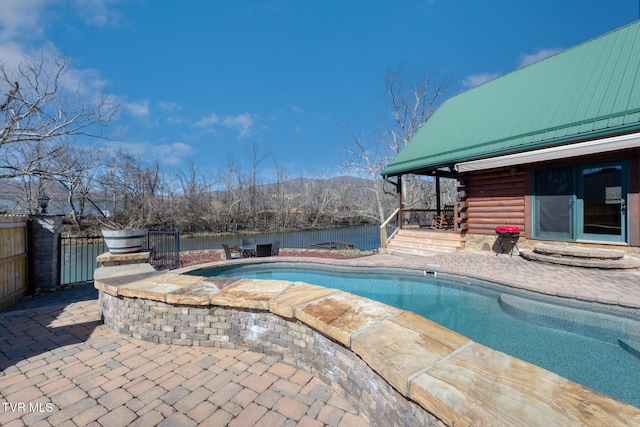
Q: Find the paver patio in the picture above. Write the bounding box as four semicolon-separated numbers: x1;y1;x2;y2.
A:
0;291;367;426
1;250;639;426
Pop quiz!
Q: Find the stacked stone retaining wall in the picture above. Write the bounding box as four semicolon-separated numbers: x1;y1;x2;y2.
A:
99;292;443;426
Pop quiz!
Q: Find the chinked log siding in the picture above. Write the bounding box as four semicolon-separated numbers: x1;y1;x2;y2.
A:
458;169;526;235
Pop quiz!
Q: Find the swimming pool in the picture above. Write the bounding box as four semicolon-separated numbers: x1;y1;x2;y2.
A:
195;262;640;408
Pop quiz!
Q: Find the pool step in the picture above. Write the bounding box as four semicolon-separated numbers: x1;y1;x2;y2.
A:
384;229;464;257
520;244;640;269
619;339;640;360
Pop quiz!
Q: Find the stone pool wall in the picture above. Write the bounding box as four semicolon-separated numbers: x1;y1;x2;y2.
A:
94;254;640;427
99;292;440;426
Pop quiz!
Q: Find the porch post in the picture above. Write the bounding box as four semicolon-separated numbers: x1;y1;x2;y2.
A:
435;174;441;215
397;175;403;229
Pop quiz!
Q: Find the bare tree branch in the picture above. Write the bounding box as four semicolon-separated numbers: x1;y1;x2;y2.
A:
0;53;119;180
341;66;451;222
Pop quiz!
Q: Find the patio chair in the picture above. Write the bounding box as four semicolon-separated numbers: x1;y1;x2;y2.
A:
431;204;455;230
221;244;242;260
271;240;281;256
241;238;256;257
256;243;273;257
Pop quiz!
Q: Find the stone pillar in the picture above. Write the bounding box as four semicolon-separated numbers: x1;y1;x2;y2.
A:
28;215;63;291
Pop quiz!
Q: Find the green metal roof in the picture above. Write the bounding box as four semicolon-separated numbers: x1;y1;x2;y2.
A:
383;20;640;177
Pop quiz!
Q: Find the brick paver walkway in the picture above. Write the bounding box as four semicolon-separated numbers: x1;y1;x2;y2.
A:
0;293;368;427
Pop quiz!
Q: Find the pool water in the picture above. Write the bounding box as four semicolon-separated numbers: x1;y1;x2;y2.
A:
198;263;640;408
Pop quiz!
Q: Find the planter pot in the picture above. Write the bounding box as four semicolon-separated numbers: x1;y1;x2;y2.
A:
101;228;148;254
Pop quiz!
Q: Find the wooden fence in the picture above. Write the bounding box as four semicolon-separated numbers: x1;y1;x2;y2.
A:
0;215;29;310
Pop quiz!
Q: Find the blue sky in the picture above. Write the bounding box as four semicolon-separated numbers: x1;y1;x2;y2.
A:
1;1;638;179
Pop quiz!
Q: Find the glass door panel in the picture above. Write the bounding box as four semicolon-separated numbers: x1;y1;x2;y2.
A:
579;164;625;242
534;167;574;239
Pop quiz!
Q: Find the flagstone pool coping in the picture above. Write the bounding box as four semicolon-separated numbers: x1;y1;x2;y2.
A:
94;254;640;426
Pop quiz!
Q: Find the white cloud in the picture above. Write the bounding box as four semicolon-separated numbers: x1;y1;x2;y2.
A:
158;102;184;124
460;48;564;91
63;63;111;96
158;101;182;112
0;42;30;71
153;142;193;165
518;48;563;68
0;0;115;106
223;113;253;138
126;100;150;117
194;112;254;138
0;0;57;75
0;0;53;42
104;140;194;166
194;113;220;127
461;72;501;89
72;0;122;27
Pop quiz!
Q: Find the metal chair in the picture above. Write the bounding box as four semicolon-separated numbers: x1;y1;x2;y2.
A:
256;243;273;257
241;238;256;257
271;240;281;256
221;244;241;260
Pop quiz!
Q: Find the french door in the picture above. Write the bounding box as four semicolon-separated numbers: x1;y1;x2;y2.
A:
534;161;627;243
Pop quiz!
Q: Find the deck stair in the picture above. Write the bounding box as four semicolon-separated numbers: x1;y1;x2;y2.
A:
384;229;464;257
520;244;640;269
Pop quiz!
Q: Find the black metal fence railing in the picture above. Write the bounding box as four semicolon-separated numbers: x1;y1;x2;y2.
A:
59;231;180;286
59;223;383;286
177;223;381;253
147;230;180;270
59;235;106;286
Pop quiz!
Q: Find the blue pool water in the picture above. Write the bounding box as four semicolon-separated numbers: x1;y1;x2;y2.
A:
196;263;640;408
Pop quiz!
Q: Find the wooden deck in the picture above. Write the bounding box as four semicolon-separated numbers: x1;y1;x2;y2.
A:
384;228;464;257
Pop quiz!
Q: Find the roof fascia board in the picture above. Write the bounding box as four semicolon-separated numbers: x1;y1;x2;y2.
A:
454;132;640;173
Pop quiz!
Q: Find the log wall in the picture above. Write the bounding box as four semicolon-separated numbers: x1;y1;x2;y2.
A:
458;168;526;235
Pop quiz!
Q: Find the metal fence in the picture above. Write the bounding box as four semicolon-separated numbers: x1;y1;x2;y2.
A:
59;223;384;286
59;235;106;286
60;232;181;286
178;223;382;253
147;230;180;270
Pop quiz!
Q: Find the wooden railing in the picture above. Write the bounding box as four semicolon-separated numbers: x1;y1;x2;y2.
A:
379;208;400;249
380;208;443;248
0;215;29;310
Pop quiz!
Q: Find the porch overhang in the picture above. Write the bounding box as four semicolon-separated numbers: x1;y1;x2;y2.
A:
453;131;640;173
383;166;458;180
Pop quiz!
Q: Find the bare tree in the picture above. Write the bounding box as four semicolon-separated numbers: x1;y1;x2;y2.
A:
177;163;217;227
382;66;450;155
340;128;390;223
342;66;451;222
272;164;293;228
246;140;267;227
0;53;119;180
217;156;244;230
49;143;106;232
297;175;340;226
97;152;160;228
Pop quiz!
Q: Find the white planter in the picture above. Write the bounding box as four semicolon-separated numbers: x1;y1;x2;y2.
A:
101;228;148;254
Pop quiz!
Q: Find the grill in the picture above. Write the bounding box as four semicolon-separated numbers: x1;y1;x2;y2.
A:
495;226;521;257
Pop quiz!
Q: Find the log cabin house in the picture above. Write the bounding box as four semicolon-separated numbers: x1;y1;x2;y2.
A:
381;21;640;260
